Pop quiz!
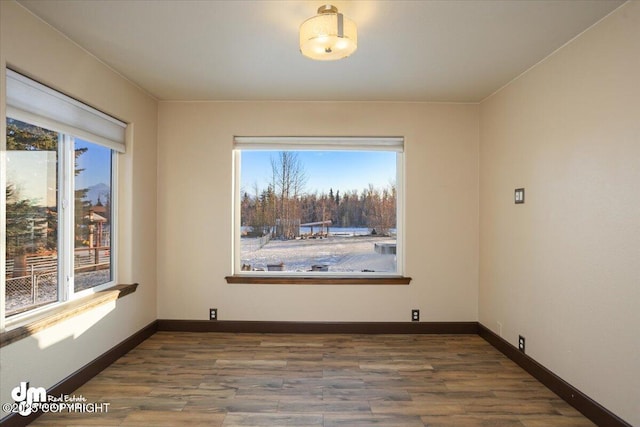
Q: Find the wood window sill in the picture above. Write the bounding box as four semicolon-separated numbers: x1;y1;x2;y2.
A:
225;276;411;285
0;283;138;348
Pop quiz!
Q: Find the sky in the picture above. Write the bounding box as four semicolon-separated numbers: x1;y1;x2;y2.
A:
75;139;111;189
240;150;397;196
6;151;56;207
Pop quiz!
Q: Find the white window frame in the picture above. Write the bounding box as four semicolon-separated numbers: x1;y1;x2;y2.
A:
232;136;405;278
1;70;125;329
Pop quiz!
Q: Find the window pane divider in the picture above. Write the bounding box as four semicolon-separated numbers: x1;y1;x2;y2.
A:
61;134;75;301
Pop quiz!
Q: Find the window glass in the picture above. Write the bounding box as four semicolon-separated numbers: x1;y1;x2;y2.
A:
238;149;399;274
74;140;112;292
5;119;60;315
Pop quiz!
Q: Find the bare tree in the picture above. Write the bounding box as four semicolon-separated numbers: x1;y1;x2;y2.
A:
363;183;396;235
271;152;307;238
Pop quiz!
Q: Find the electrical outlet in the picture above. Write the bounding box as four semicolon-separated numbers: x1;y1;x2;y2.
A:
518;335;526;353
515;188;525;204
497;321;503;337
209;308;218;320
411;309;420;322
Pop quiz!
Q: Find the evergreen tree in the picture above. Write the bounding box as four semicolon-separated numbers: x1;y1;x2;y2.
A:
5;185;47;256
6;118;90;253
6;120;57;256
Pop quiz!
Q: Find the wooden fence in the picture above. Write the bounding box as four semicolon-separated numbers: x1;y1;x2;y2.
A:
5;247;110;277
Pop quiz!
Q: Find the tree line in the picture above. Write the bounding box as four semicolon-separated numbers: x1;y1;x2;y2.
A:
241;152;396;238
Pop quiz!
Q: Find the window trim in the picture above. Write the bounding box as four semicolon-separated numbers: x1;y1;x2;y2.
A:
2;121;119;329
231;136;407;281
234;136;404;152
225;275;411;285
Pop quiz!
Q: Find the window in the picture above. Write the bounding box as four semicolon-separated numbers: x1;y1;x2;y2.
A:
2;70;126;324
232;137;404;279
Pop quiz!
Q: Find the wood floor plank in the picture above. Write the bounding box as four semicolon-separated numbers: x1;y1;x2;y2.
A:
519;416;597;427
421;414;525;426
30;332;595;426
182;397;279;413
370;400;467;416
324;413;425;427
121;410;226;427
322;387;411;402
222;412;323;426
277;400;371;413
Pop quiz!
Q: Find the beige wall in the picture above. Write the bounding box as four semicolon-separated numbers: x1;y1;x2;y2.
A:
157;101;479;322
479;2;640;425
0;0;158;416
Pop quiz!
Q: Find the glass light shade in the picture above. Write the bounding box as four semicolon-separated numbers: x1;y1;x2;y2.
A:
299;8;357;61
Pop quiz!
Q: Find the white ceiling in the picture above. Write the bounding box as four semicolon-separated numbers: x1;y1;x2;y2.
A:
17;0;624;102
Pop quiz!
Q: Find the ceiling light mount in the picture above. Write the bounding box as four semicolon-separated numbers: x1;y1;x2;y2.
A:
300;4;357;61
317;4;338;14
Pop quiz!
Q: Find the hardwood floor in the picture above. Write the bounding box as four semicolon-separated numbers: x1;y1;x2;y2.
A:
31;332;594;426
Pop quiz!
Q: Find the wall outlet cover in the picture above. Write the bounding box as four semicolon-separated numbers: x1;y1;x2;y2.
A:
209;308;218;320
411;309;420;322
518;335;526;353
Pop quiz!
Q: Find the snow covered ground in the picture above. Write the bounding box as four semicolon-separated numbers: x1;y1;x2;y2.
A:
5;269;110;315
241;235;397;273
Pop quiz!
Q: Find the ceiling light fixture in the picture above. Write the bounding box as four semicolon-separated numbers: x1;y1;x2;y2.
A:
299;4;357;61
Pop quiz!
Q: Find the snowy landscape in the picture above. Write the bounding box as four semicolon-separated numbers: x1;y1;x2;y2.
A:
241;234;397;273
5;269;110;315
